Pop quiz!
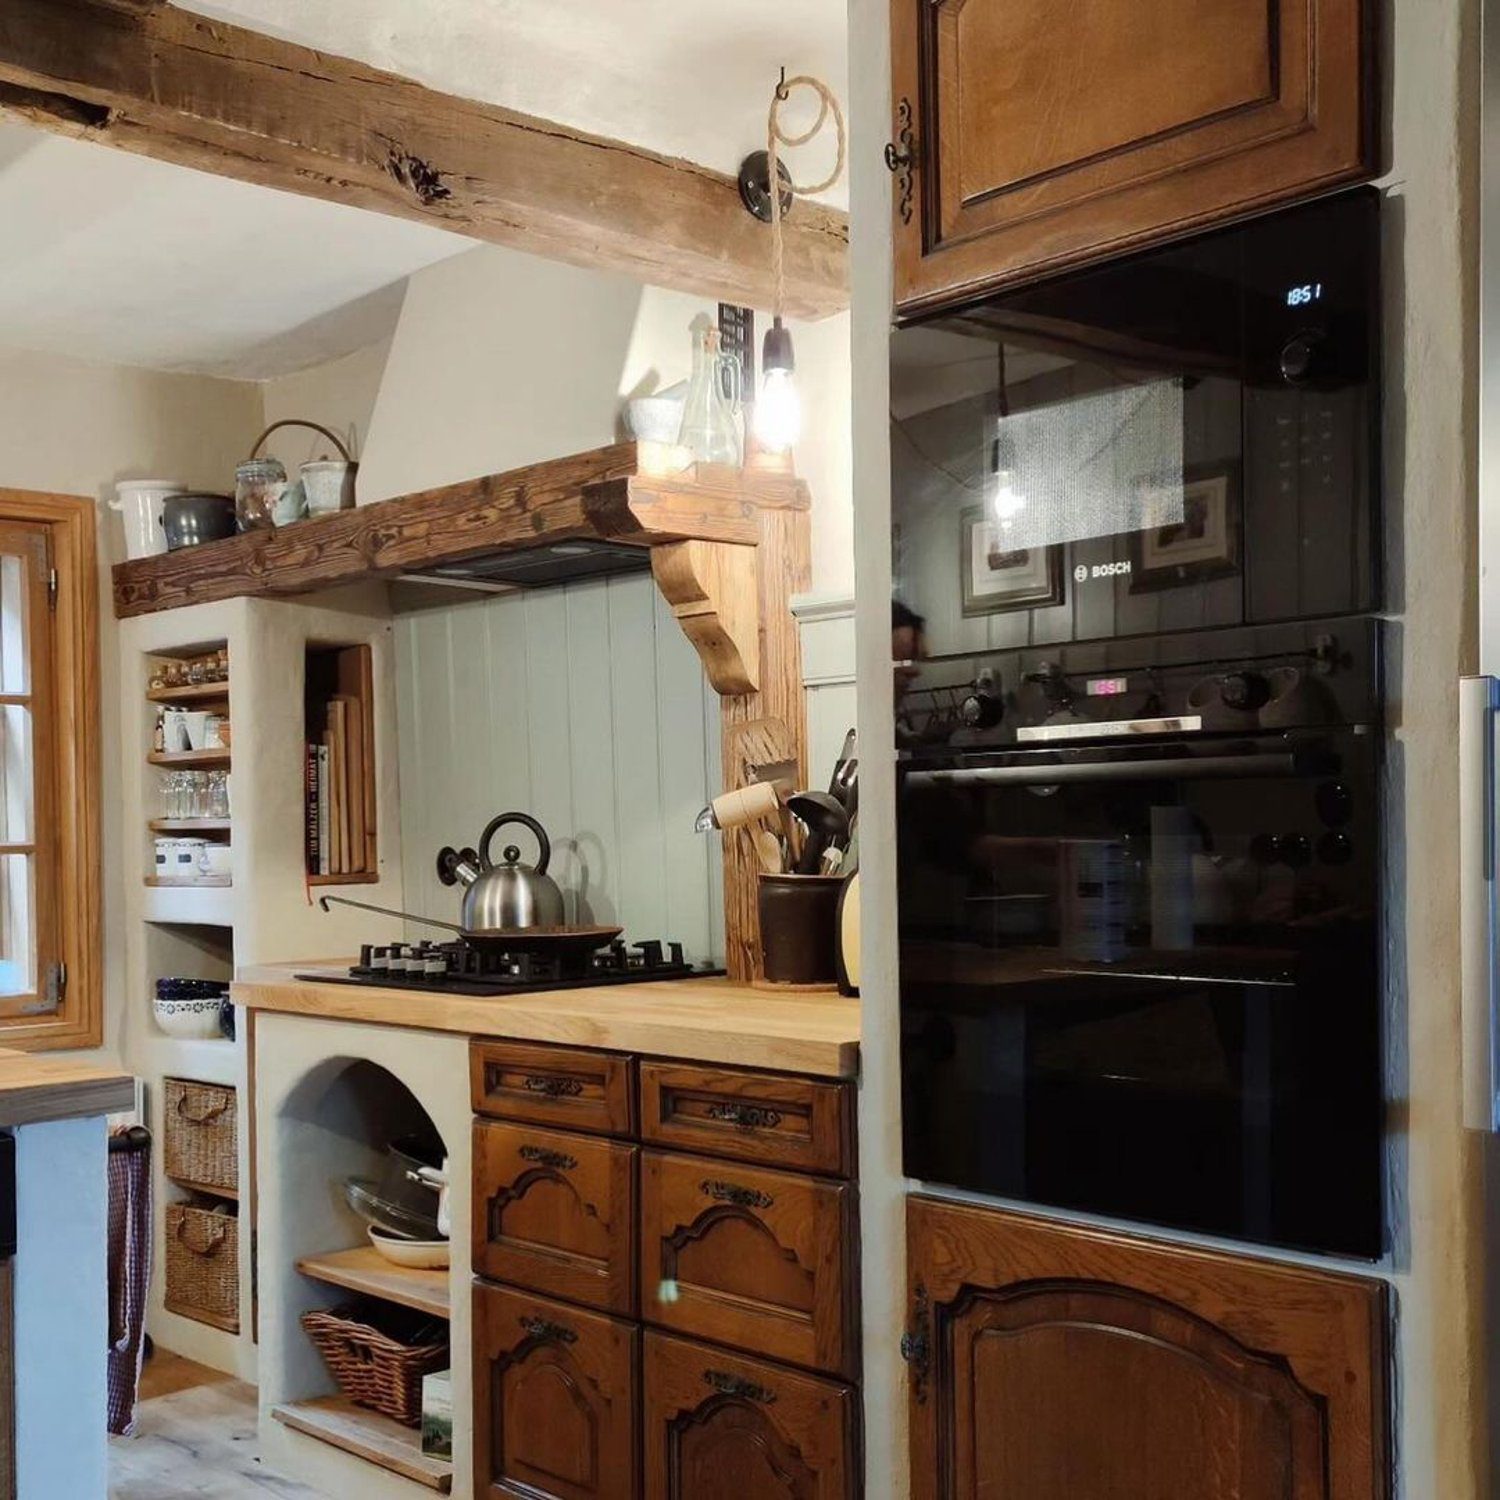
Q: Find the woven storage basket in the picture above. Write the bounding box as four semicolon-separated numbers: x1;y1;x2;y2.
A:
301;1302;449;1427
163;1077;237;1192
164;1202;239;1332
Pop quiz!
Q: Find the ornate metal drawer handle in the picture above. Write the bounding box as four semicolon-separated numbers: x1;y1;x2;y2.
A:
884;96;917;225
705;1102;784;1131
900;1283;932;1405
520;1315;577;1345
703;1369;777;1405
523;1074;583;1098
520;1144;577;1171
700;1178;774;1210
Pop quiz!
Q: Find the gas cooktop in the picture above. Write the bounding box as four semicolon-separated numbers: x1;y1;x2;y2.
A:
300;937;718;997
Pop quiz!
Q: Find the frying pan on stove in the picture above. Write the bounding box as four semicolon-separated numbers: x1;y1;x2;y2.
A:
318;894;622;962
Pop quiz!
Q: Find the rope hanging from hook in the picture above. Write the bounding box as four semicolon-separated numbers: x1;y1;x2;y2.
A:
766;73;847;322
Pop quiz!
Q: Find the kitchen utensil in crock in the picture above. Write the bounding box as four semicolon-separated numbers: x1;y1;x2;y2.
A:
786;790;850;875
112;480;185;560
437;812;565;931
694;780;782;833
160;493;236;550
317;894;622;959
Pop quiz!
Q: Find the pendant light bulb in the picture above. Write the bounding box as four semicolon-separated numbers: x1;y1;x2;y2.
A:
988;425;1027;529
755;316;801;453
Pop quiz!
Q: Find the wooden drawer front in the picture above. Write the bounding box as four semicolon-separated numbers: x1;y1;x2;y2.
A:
640;1151;855;1377
474;1282;639;1500
473;1121;637;1315
643;1331;856;1500
471;1040;635;1136
639;1062;853;1176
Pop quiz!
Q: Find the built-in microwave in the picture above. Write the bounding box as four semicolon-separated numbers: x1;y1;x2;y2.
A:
890;189;1380;660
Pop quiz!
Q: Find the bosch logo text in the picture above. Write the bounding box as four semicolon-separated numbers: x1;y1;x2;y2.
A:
1074;561;1132;583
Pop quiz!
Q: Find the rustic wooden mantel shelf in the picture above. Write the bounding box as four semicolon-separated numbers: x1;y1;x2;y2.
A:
110;442;807;624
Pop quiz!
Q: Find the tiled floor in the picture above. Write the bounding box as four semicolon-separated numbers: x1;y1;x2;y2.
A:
108;1353;324;1499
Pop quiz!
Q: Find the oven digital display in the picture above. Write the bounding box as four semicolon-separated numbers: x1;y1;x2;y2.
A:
1285;281;1325;308
1085;676;1130;697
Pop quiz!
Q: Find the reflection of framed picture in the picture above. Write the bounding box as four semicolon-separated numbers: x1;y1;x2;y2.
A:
1129;464;1241;593
960;507;1064;616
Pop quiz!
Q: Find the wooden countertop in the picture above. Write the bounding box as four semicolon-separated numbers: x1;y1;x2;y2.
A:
233;965;860;1080
0;1050;135;1126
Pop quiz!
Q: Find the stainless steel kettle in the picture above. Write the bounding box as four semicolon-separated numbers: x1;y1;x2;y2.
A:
437;812;566;931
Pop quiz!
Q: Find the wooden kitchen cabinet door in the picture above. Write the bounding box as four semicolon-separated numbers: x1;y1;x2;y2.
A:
889;0;1376;313
905;1197;1388;1500
640;1151;857;1377
473;1281;639;1500
643;1331;858;1500
473;1120;638;1314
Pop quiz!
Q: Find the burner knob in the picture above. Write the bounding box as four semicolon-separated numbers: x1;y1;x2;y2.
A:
960;690;1004;729
359;944;375;969
1218;672;1271;712
370;946;390;971
1279;328;1329;385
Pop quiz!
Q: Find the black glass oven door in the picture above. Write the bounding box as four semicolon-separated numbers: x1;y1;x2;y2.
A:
897;733;1382;1257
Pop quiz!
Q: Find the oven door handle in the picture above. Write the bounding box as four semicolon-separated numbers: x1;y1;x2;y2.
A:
905;751;1299;788
1460;676;1500;1131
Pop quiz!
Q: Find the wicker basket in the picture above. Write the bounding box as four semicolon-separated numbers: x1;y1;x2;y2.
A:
163;1077;237;1192
301;1302;449;1427
164;1202;239;1332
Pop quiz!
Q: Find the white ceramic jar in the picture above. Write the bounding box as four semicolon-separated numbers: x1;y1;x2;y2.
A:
111;481;186;561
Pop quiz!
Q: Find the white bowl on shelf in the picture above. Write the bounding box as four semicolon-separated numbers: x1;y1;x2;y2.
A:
367;1226;450;1269
153;995;225;1040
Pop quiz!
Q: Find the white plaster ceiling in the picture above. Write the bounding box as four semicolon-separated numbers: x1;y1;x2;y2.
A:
181;0;850;199
0;120;473;379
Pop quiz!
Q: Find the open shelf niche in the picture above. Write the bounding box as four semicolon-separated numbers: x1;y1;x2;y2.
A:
304;642;377;885
269;1056;453;1493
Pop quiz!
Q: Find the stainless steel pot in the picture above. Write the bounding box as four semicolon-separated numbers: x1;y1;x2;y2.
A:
438;812;565;931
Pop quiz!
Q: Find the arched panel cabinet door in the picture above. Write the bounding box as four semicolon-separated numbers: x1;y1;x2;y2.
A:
643;1331;857;1500
474;1282;639;1500
903;1197;1388;1500
888;0;1377;315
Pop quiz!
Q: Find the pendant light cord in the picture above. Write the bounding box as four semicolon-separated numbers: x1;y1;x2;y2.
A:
767;73;847;321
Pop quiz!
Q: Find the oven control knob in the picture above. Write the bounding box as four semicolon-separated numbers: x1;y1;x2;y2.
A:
961;690;1004;729
1279;329;1329;385
1218;671;1271;712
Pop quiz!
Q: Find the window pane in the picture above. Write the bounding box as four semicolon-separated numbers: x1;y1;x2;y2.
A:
0;555;28;696
0;706;32;844
0;853;35;998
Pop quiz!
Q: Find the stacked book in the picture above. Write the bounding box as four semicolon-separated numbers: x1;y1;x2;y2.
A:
305;694;372;878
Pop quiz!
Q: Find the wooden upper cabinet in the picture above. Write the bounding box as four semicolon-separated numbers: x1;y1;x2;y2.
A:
905;1197;1388;1500
890;0;1376;313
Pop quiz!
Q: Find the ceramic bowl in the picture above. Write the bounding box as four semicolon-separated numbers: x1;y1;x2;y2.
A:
153;994;225;1040
625;393;686;444
367;1226;451;1269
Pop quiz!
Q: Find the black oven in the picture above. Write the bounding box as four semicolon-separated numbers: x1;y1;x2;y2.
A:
890;189;1379;658
896;620;1383;1258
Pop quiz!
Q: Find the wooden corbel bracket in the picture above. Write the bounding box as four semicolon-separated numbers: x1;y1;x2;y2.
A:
651;540;760;696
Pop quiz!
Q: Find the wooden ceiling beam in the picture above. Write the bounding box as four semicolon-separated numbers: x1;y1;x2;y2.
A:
0;0;849;319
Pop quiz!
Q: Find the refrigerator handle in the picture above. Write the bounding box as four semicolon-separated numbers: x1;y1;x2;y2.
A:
1460;675;1500;1130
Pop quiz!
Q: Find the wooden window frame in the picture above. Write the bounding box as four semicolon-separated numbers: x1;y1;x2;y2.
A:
0;491;100;1050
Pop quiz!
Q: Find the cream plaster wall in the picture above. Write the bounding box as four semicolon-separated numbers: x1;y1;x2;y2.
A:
347;241;854;595
848;3;1486;1498
0;347;262;1066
